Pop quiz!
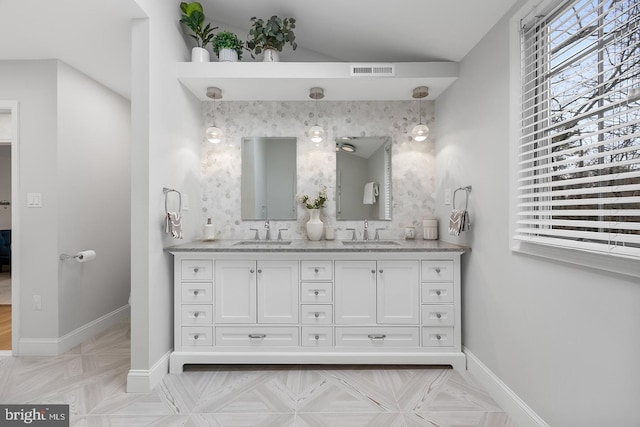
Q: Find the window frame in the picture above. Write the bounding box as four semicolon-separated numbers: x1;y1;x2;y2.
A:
508;0;640;278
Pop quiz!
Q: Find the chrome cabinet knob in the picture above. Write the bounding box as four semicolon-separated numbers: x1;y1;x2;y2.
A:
250;268;255;273
257;269;262;274
371;269;376;274
379;269;383;273
314;290;319;296
435;267;441;273
193;290;199;296
314;335;320;340
193;312;199;318
193;267;199;273
193;334;199;340
436;334;442;340
436;290;442;296
314;312;320;318
436;313;442;319
314;268;319;273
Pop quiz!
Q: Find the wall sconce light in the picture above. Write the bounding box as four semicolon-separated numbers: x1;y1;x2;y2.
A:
411;86;430;142
308;87;325;144
205;87;223;144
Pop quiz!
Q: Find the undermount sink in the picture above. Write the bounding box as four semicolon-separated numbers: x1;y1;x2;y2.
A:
342;240;401;246
234;240;292;246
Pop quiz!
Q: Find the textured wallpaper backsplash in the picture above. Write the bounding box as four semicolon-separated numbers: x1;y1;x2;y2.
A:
201;100;437;241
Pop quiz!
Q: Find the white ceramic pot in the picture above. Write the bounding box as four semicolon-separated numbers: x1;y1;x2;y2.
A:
191;47;210;62
218;48;238;62
263;48;280;62
306;209;323;241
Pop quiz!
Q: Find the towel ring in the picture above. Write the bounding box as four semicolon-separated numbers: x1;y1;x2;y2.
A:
453;186;472;211
163;187;182;214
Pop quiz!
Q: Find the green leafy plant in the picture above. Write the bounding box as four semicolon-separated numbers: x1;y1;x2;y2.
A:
246;15;297;59
298;185;328;209
179;2;217;48
212;31;244;60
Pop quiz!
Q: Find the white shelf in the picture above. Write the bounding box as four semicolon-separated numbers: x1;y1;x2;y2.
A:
177;62;459;101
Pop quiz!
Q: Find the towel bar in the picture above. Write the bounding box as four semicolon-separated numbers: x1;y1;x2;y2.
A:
453;186;472;211
163;187;182;214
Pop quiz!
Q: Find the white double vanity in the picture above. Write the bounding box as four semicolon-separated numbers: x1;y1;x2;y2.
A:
167;239;466;373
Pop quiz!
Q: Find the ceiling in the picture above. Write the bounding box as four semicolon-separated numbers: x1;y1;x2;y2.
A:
0;0;519;100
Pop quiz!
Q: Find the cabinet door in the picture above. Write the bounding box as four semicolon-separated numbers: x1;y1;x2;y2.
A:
257;260;299;324
377;260;420;324
215;260;256;323
335;260;377;324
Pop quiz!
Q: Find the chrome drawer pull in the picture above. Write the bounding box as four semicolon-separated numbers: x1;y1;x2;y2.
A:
435;290;442;296
248;334;267;339
314;312;320;318
314;335;320;340
368;334;386;340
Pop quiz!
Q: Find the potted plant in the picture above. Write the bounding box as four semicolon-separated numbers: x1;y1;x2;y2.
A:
179;1;217;62
212;31;243;62
246;15;297;62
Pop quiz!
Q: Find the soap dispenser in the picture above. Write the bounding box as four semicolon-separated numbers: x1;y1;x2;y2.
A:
203;218;215;241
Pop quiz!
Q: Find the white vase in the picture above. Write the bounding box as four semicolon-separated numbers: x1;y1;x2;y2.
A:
218;48;238;62
306;209;323;241
191;47;210;62
263;48;280;62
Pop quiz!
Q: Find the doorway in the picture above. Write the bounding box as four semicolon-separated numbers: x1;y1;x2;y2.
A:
0;101;18;355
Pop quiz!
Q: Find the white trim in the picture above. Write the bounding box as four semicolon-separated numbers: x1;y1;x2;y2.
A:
0;100;20;355
464;347;549;427
18;304;130;356
126;349;172;393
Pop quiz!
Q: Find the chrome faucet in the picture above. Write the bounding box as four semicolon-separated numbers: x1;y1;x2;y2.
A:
363;219;369;241
264;219;271;241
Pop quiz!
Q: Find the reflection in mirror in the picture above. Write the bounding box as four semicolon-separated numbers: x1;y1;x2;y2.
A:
241;137;297;220
336;136;392;221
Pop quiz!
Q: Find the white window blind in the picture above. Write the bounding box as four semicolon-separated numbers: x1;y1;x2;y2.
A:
516;0;640;259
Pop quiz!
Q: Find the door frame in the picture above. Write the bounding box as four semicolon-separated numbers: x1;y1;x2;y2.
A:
0;100;20;355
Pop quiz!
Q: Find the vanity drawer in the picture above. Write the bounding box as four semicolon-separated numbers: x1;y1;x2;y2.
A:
422;327;454;348
301;282;333;303
215;326;299;347
301;304;333;325
421;261;454;282
182;260;213;281
301;327;333;347
182;326;213;347
181;283;213;303
181;304;213;325
421;305;455;326
301;261;333;281
421;283;454;304
335;327;419;348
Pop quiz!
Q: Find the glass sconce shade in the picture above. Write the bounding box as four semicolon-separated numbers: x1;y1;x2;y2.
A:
206;126;223;144
309;125;325;143
411;124;429;142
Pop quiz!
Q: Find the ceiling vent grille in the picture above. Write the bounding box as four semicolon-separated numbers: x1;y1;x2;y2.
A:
350;64;395;77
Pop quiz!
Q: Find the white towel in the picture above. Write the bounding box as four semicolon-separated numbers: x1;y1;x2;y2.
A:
363;182;379;205
448;209;470;236
166;212;183;239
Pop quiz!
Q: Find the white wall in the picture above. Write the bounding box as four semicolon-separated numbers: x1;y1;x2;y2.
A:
56;62;131;336
129;0;203;392
0;60;60;340
434;4;640;426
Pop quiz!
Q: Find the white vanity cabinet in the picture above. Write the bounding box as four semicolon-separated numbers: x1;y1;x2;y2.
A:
169;244;465;373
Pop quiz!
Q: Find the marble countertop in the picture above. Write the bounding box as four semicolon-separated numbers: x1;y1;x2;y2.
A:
165;239;467;253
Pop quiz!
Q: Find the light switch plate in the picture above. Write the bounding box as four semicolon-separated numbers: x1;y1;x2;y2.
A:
27;193;42;207
444;188;452;205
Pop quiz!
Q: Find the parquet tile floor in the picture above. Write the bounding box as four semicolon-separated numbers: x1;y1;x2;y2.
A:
0;321;517;426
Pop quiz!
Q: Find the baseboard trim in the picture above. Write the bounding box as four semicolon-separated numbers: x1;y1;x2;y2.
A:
126;349;172;393
464;346;549;427
18;304;130;356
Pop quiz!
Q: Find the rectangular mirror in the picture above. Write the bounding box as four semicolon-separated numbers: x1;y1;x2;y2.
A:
336;136;392;220
241;137;297;220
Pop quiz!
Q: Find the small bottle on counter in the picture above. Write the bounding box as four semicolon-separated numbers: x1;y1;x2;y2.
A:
203;218;215;241
423;216;438;240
